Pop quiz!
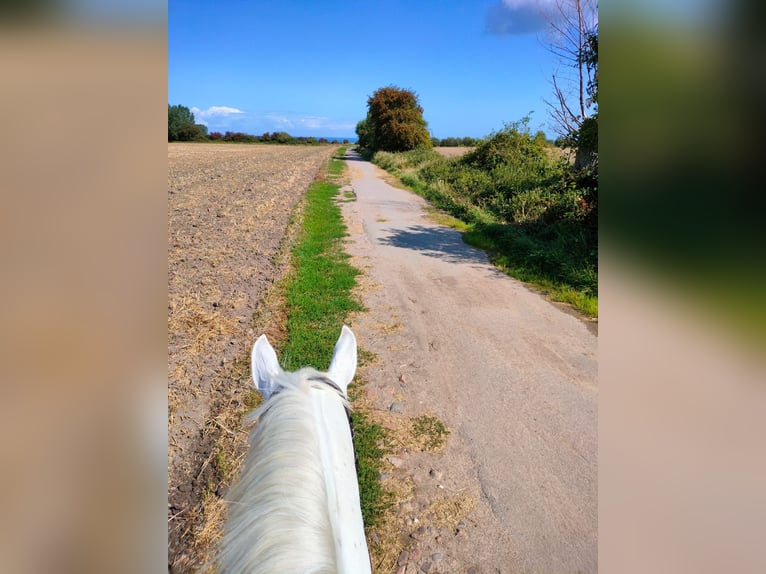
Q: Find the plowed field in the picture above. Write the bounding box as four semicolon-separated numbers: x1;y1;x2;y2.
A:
167;143;336;572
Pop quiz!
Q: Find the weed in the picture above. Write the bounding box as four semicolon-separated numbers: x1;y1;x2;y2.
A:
411;414;450;451
357;347;377;367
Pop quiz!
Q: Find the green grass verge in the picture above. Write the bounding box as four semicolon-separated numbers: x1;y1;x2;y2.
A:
278;147;388;527
348;383;389;527
463;222;598;317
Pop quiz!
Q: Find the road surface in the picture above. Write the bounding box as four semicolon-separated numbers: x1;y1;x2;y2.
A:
341;150;597;573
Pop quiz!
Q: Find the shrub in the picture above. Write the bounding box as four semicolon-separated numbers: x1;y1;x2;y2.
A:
176;123;207;141
462;121;549;172
223;131;258;143
509;188;551;223
448;167;495;206
272;131;294;144
419;157;452;183
370;151;398;171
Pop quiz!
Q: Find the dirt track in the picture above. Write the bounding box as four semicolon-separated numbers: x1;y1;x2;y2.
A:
167;143;335;571
342;149;598;573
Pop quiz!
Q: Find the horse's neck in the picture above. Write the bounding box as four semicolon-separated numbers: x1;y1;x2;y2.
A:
310;388;371;574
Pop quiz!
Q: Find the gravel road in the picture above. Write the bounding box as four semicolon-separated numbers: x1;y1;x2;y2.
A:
341;149;597;573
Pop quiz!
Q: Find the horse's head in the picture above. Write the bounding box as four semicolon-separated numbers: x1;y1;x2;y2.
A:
222;325;370;574
251;325;358;401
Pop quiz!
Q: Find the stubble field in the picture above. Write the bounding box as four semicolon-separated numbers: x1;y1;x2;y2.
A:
167;142;336;572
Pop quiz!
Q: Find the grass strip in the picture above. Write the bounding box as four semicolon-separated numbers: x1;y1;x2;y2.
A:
278;146;388;527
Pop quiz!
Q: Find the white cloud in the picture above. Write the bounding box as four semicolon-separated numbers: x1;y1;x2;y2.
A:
190;105;245;126
487;0;552;35
488;0;597;36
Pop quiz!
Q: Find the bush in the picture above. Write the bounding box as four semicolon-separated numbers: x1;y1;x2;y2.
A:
272;131;294;144
462;122;549;172
447;167;495;206
370;151;396;171
223;131;258;143
176;123;207;142
419;157;452;183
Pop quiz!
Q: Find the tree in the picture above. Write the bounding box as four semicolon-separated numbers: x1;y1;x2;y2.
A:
355;118;374;150
580;29;598;107
543;0;598;138
168;104;197;141
574;29;598;169
358;86;431;153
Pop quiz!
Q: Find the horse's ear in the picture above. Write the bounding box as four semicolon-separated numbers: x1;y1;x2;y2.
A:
251;334;282;400
327;325;357;394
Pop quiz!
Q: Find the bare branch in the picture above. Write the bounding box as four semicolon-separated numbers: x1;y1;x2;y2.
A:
542;0;598;135
545;73;581;136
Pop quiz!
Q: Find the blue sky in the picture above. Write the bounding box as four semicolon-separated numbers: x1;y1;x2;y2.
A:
169;0;589;139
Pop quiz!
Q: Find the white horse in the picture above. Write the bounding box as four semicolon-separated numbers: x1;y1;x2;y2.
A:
219;326;371;574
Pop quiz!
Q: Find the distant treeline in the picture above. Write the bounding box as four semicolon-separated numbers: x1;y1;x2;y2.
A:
431;134;556;147
168;104;351;144
431;136;482;147
208;131;351;145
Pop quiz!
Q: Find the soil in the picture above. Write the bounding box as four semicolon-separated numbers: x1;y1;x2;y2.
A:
167;143;336;572
434;146;473;158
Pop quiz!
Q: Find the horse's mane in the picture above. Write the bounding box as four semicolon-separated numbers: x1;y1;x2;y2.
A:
218;367;349;574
